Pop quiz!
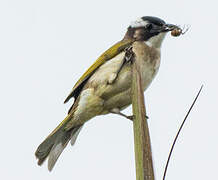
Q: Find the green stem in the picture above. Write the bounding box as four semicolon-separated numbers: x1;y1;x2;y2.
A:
131;60;155;180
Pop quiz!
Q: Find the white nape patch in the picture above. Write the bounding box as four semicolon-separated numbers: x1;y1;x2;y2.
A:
145;32;167;49
131;18;148;28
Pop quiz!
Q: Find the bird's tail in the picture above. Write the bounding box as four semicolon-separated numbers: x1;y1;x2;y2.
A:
35;114;83;171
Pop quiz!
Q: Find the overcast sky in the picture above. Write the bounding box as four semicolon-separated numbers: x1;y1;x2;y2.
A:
0;0;218;179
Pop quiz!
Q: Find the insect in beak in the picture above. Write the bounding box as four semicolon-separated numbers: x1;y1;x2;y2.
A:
170;24;190;37
161;23;189;37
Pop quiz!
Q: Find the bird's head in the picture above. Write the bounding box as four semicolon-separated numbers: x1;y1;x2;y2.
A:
125;16;178;48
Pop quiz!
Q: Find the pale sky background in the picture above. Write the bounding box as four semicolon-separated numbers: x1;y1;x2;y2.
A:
0;0;217;179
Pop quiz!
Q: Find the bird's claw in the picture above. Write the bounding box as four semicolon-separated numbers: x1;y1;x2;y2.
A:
126;115;149;121
127;115;134;120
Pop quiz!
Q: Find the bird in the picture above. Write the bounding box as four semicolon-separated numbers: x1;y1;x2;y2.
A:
35;16;179;171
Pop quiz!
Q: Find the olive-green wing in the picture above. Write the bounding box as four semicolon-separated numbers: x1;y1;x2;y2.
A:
64;39;134;103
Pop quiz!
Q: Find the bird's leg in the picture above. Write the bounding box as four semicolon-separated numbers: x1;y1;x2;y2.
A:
110;108;134;121
115;112;135;121
110;108;149;121
107;47;134;84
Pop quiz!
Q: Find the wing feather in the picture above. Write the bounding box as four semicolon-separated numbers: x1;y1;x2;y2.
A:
64;39;134;103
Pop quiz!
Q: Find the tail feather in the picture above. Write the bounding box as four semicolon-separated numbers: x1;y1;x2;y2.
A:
48;143;65;171
47;129;72;171
70;126;83;146
35;115;83;171
35;132;59;166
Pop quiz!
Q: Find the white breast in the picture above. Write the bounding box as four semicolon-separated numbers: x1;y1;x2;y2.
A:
132;42;161;91
141;58;160;91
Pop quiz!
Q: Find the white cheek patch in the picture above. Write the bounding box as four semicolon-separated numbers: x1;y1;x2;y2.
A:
145;32;167;49
131;18;148;28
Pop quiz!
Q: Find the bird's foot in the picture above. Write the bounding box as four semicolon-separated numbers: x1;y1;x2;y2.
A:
110;108;148;121
125;115;149;121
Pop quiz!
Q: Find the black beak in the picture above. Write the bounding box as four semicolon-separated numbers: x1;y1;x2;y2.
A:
162;24;180;32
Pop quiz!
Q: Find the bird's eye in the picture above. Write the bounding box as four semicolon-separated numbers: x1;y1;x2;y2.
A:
146;23;153;30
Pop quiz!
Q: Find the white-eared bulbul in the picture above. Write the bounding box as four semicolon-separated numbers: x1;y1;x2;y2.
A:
35;16;181;171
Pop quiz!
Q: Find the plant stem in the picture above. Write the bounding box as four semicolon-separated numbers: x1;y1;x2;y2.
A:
131;59;155;180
